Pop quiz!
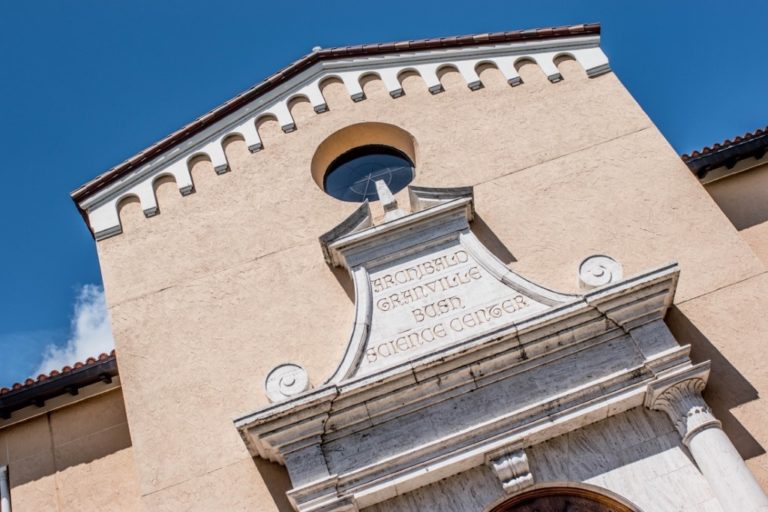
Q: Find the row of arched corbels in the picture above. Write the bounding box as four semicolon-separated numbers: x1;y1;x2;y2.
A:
87;46;609;240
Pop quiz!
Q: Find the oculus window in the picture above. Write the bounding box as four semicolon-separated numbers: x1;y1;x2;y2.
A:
324;145;414;202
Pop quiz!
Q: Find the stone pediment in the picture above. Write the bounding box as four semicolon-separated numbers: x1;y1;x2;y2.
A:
319;185;575;382
234;184;699;512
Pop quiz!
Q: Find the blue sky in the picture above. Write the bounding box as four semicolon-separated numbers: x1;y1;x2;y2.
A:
1;1;767;385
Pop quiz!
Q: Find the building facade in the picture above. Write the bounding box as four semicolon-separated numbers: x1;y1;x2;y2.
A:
2;23;768;511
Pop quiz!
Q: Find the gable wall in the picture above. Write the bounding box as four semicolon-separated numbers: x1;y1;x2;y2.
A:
93;58;768;510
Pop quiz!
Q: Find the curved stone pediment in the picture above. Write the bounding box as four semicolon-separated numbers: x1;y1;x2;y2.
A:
320;185;576;382
234;184;693;512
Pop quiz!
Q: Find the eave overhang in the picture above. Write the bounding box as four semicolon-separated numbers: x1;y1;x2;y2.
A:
0;353;118;422
682;125;768;182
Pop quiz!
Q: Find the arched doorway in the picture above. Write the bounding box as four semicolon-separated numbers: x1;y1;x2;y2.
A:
487;483;642;512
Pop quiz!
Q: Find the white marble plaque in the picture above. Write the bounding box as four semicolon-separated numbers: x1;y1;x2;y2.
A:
359;241;548;374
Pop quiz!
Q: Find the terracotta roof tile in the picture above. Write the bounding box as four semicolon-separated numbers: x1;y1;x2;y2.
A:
0;350;116;397
681;125;768;179
682;126;768;162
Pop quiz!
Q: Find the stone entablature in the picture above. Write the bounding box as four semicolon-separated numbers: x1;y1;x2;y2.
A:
75;35;609;241
234;184;700;512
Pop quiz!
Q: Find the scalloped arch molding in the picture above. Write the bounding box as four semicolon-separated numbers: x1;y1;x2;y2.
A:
78;35;609;240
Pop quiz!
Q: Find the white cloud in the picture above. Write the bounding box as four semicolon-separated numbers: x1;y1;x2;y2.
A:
34;284;115;376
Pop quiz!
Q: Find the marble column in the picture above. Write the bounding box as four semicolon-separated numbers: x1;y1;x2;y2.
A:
648;372;768;512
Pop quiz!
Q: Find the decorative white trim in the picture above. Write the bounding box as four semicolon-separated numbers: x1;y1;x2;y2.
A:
265;364;311;403
644;362;720;445
487;446;533;494
579;254;623;289
77;36;610;240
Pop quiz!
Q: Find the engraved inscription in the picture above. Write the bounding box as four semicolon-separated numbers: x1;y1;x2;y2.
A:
364;248;536;368
365;296;529;364
372;250;470;293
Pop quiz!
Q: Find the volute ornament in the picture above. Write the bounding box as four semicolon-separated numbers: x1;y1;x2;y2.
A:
264;363;310;403
579;255;623;289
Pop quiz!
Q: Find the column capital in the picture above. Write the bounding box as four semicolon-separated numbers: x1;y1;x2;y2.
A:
645;363;720;445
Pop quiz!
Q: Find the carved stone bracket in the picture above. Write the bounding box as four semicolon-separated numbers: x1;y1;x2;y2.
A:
645;362;720;445
487;446;534;494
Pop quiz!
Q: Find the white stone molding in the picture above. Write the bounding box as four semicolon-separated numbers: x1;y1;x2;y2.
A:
319;185;579;383
645;363;719;445
235;184;693;511
408;185;474;213
486;446;533;494
579;254;623;289
374;180;405;222
76;36;610;240
265;364;311;403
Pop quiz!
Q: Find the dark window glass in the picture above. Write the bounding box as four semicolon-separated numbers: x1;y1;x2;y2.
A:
324;145;414;202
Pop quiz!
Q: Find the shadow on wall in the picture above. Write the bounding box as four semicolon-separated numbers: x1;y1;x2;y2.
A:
473;214;517;264
2;391;133;489
254;457;294;512
666;306;765;461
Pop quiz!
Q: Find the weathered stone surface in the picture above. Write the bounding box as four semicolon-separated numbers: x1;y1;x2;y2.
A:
366;409;723;512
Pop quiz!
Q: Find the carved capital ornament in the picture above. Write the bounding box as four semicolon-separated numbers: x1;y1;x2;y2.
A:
645;363;719;445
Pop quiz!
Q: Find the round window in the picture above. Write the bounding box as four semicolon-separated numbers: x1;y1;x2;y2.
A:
323;145;414;202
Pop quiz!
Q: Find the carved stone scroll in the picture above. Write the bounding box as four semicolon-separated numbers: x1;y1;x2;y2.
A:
579;255;623;289
487;447;533;494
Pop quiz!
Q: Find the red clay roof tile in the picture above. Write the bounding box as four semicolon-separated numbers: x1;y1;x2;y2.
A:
0;350;116;397
682;125;768;179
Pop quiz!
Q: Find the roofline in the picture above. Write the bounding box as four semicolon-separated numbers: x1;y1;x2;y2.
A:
70;23;600;206
682;126;768;179
0;351;118;419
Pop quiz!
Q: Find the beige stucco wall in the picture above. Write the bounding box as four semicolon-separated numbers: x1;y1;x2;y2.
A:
704;160;768;231
0;389;141;511
703;160;768;265
93;58;768;509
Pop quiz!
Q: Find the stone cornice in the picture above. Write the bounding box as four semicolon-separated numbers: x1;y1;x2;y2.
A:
235;261;687;511
235;264;680;436
486;445;533;494
75;35;609;241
